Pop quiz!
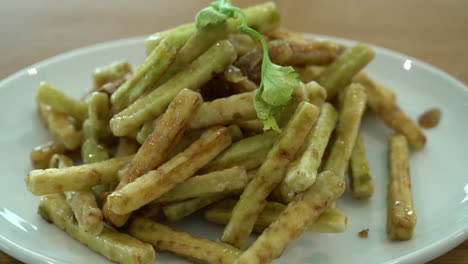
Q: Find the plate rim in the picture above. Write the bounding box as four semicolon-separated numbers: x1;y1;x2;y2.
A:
0;34;466;264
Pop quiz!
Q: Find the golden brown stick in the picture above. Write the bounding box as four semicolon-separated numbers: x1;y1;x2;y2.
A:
316;44;375;99
156;167;247;203
323;84;367;178
234;171;345;264
235;119;264;133
103;89;202;226
162;194;229;222
354;72;426;149
295;65;325;83
37;82;88;123
348;134;374;199
188;92;256;130
129;217;241;264
30;141;68;169
38;194;155;264
200;131;279;173
38;104;82;150
25;155;133;195
106;126;232;215
114;137;140;158
92;60;132;90
205;199;347;234
269;39;345;66
387;134;417;240
353;72;395;101
123;89;202;186
226;124;243;142
275;103;338;203
226;34;258;57
221;102;319;248
48;154;104;236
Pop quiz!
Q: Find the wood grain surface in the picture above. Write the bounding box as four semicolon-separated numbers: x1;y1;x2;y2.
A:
0;0;466;263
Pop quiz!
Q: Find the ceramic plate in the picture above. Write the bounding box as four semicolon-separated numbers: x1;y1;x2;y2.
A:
0;34;466;264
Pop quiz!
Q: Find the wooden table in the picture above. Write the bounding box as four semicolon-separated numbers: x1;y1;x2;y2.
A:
0;0;466;263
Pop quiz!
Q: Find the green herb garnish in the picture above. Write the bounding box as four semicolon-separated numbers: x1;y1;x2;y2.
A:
196;0;300;132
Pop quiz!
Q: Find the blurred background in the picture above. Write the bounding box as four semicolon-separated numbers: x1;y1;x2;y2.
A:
0;0;466;263
1;0;467;83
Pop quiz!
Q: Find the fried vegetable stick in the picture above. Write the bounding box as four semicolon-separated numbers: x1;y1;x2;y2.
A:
268;39;345;66
285;39;345;66
156;167;247;203
48;153;73;168
354;72;426;149
106;126;232;215
48;154;104;236
162;169;257;222
110;40;236;136
38;104;82;150
30;141;68;169
65;191;104;236
221;102;319;248
353;72;395;101
111;40;177;113
283;103;338;193
205;199;347;233
155;23;229;87
234;171;345;264
295;65;325;83
387;134;417;240
304;81;328;108
38;194;155;264
115;137;139;158
144;2;280;54
316;44;375;99
188;92;256;130
135;118;158;144
124;89;202;185
235;120;264;134
135;202;163;220
130;217;241;264
227;124;243;142
273;81;324;129
348;134;374;199
81;92;111;164
223;65;258;93
87;92;111;139
92;60;132;90
37;82;88;123
226;34;258;57
25;155;133;195
323;84;367;178
81;130;109;164
200;131;279;173
162;193;228;222
104;89;202;226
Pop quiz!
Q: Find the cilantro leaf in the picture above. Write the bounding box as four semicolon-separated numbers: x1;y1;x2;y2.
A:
195;7;228;28
261;61;298;107
196;0;300;131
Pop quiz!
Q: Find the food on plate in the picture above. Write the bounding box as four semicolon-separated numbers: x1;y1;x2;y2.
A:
387;134;417;240
24;0;426;263
358;228;369;238
348;134;374;199
418;107;441;128
221;102;319;248
205;198;347;233
354;71;426;149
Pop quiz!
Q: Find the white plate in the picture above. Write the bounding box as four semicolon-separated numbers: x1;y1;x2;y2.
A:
0;34;467;264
